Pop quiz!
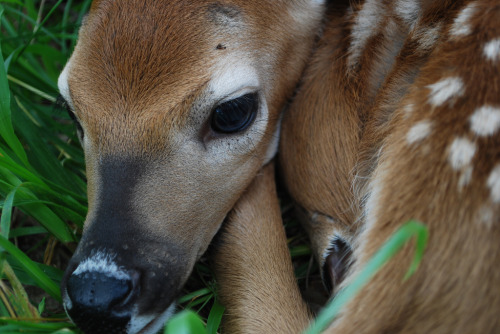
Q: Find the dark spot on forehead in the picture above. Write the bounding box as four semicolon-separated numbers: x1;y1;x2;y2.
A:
207;3;242;27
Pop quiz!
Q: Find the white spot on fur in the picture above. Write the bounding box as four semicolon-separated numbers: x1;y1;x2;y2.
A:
402;103;414;119
448;137;476;170
348;0;384;68
395;0;421;28
416;23;442;51
450;2;478;38
469;105;500;136
427;77;465;107
478;205;494;228
72;251;129;281
458;166;473;190
128;304;176;334
487;165;500;203
289;0;325;26
407;120;432;145
484;38;500;62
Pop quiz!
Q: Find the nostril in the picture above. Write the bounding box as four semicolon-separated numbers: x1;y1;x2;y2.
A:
65;270;140;334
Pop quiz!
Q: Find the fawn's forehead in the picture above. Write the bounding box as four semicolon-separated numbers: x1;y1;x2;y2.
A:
66;0;267;122
61;0;282;154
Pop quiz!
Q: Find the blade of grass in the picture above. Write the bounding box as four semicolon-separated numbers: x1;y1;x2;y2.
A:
0;181;75;242
0;1;23;5
0;185;18;240
1;262;40;319
0;6;29;166
6;253;64;287
7;0;64;64
7;226;47;238
8;74;56;102
206;299;224;334
0;318;74;330
0;235;61;301
178;288;212;304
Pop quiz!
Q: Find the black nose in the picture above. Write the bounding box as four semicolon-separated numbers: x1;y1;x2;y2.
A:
65;271;139;334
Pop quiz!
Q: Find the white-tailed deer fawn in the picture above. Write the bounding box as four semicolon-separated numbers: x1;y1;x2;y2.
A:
57;1;324;333
58;0;500;333
215;0;500;333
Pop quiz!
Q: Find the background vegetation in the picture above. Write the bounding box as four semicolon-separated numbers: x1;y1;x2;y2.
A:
1;0;93;332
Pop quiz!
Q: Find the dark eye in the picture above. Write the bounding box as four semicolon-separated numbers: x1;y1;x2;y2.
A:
211;93;258;134
56;95;84;138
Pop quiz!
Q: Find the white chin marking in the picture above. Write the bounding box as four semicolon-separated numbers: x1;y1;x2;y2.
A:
72;251;130;281
128;304;176;334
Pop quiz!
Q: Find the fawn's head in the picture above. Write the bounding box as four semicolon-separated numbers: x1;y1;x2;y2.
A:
58;1;324;333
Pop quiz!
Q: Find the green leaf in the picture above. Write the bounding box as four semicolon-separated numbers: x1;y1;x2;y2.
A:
0;7;29;166
206;299;225;334
0;185;18;240
0;0;23;5
0;181;75;242
178;288;212;304
8;226;47;238
165;310;206;334
37;297;45;314
0;235;61;301
6;253;64;287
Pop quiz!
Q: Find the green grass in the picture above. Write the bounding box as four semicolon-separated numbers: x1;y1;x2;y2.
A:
0;2;428;333
0;1;90;332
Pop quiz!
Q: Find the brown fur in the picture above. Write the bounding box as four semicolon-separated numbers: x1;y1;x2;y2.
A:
215;0;500;333
213;163;311;333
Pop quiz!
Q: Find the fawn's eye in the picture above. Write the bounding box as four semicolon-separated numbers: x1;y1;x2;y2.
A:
210;93;258;134
56;95;84;139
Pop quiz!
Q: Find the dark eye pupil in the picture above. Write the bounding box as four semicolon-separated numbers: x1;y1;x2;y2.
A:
211;93;258;134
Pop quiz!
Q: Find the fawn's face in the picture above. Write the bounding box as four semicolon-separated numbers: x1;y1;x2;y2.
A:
58;1;324;333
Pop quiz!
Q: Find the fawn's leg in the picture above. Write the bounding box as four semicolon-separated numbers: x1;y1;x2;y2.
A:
212;163;312;334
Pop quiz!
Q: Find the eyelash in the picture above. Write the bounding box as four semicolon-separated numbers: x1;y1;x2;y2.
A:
56;95;84;137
